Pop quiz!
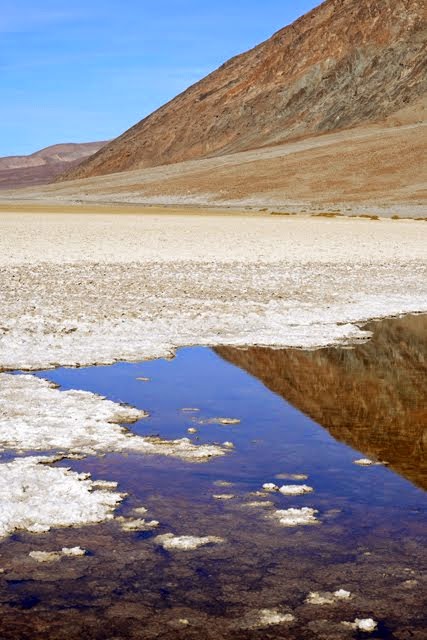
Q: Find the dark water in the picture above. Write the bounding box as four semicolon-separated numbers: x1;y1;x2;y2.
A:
0;316;426;639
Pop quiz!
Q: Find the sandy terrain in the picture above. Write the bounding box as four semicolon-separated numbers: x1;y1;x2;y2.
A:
2;121;426;216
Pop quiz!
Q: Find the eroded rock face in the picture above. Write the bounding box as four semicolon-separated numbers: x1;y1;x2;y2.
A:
216;315;427;490
63;0;426;180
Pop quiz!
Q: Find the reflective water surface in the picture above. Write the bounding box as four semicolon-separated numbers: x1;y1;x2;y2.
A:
0;315;425;639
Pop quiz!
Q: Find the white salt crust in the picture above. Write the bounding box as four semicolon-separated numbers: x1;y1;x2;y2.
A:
306;589;352;605
271;507;319;526
29;547;87;562
118;518;159;532
343;618;378;632
0;373;226;460
279;484;314;495
154;534;224;551
0;215;426;374
242;609;295;629
0;457;123;540
262;483;279;492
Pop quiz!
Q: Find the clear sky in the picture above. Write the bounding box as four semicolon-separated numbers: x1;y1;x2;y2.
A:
1;1;321;156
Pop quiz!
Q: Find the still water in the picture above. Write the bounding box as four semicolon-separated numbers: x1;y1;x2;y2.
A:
0;316;425;639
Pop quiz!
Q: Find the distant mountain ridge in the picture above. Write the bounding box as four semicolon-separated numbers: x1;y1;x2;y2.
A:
61;0;427;180
0;141;106;189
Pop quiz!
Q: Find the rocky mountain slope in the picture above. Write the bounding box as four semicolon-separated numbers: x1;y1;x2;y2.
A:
62;0;426;180
0;141;106;189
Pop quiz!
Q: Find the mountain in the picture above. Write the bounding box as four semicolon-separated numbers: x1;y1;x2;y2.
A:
62;0;426;181
0;141;106;189
216;315;427;491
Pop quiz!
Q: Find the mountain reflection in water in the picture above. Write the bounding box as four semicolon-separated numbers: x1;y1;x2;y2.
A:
216;315;426;490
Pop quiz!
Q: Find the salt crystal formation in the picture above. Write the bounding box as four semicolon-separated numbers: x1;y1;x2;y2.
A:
0;373;226;460
154;534;224;551
279;484;314;496
0;457;123;539
272;507;319;527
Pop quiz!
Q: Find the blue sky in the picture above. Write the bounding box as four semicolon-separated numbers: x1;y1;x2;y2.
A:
1;1;321;156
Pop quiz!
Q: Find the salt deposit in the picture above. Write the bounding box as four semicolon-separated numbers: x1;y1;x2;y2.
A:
154;534;224;551
275;473;309;480
197;417;241;425
354;458;379;466
271;507;319;526
278;484;313;495
29;551;61;563
222;441;235;449
343;618;378;632
306;589;351;605
0;373;226;460
0;457;123;539
243;609;295;629
29;546;87;562
243;501;274;508
262;483;279;492
0;214;426;375
118;518;159;532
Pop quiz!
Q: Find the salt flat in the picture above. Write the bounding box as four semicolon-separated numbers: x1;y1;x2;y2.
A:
0;210;426;371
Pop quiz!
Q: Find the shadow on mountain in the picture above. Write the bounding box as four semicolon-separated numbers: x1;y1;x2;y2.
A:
216;315;427;490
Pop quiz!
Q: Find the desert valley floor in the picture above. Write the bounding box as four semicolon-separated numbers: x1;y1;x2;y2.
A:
0;208;426;639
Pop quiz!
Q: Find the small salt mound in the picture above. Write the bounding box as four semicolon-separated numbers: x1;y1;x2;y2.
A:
279;484;313;496
29;551;61;563
198;417;240;425
29;546;87;562
343;618;378;633
187;427;198;434
275;473;308;481
154;533;224;551
272;507;319;527
242;608;295;629
306;589;351;605
222;441;235;449
61;546;86;556
354;458;376;466
212;494;235;500
243;501;274;508
262;483;279;492
118;518;159;532
0;456;122;540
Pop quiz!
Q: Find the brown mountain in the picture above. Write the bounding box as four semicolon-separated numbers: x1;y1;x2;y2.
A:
62;0;426;181
0;141;106;190
216;315;427;491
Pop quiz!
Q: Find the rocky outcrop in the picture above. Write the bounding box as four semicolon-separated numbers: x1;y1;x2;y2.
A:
62;0;426;180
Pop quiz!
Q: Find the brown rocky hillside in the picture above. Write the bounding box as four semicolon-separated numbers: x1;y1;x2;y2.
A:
62;0;426;180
